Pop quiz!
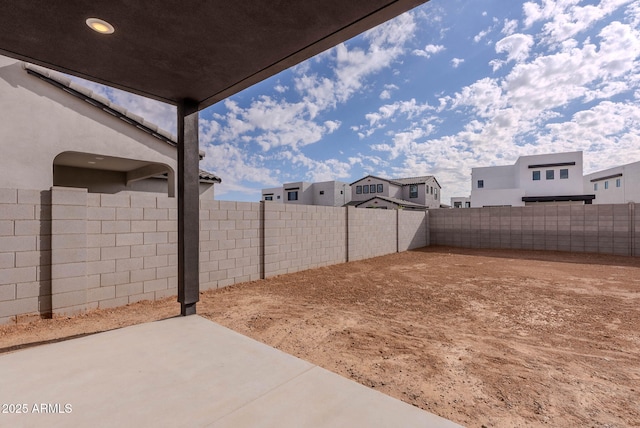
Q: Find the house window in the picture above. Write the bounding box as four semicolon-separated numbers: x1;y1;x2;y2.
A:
560;169;569;179
546;170;554;180
377;184;383;193
532;171;540;181
477;180;484;189
409;184;418;198
277;195;281;199
319;190;325;195
287;191;298;201
370;184;376;193
363;185;369;194
594;183;598;191
435;190;438;199
465;202;471;208
604;181;609;190
356;185;362;194
454;202;462;208
430;186;434;195
616;178;621;187
264;196;273;201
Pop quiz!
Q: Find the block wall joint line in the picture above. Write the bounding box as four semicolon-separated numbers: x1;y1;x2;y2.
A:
259;201;265;279
631;202;636;257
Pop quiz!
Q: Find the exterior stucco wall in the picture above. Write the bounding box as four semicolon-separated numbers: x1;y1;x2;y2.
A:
584;161;640;204
471;152;584;207
352;177;393;202
0;57;178;193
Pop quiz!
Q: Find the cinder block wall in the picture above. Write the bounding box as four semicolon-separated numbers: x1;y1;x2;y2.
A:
1;187;430;323
199;200;261;289
398;210;428;251
0;189;51;324
264;203;346;277
347;206;397;261
430;204;639;256
50;188;179;316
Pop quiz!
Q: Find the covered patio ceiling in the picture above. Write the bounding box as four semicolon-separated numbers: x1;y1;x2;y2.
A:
0;0;428;110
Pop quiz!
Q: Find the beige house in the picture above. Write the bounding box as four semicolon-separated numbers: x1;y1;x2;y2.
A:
0;56;220;197
262;180;351;206
349;175;441;210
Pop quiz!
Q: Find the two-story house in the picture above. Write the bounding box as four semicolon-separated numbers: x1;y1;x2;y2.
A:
470;151;594;207
349;175;441;210
584;160;640;204
262;180;351;206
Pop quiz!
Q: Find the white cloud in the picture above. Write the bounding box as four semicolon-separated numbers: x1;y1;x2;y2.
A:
497;33;534;62
474;29;491;43
502;19;519;35
451;58;465;68
524;0;633;45
413;44;445;58
379;90;392;100
67;76;177;134
279;152;352;182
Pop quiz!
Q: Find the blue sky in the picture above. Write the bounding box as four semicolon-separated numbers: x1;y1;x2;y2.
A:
76;0;640;203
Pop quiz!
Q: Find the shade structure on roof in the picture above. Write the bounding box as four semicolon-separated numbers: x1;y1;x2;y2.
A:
0;0;428;110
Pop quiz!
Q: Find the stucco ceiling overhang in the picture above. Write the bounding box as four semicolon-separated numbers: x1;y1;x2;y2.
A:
0;0;428;111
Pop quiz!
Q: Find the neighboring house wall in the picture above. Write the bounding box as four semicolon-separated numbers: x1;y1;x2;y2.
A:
0;57;177;192
352;176;392;202
261;187;284;202
584;161;640;204
351;175;441;209
54;166;214;197
0;56;219;197
471;152;585;207
451;197;470;208
312;181;351;207
262;181;350;206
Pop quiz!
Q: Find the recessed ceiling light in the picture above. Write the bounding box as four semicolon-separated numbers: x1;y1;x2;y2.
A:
88;161;96;164
86;18;115;35
95;157;104;160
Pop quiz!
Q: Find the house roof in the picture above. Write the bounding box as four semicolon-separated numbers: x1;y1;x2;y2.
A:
0;1;428;111
24;62;222;184
350;174;439;188
354;195;427;210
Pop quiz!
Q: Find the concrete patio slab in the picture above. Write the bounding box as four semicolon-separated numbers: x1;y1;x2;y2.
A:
0;315;461;427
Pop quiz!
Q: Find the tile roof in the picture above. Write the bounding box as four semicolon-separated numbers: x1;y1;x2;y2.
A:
354;195;427;210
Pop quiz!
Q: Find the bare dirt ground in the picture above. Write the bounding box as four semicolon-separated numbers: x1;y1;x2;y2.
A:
1;247;639;427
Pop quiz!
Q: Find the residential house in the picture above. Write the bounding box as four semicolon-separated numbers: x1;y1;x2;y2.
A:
349;175;441;210
450;196;471;208
584;160;640;204
262;180;351;206
470;151;593;207
0;56;220;197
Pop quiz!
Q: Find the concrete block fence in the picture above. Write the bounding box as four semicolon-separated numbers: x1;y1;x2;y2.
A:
430;203;639;256
4;188;636;323
1;188;429;322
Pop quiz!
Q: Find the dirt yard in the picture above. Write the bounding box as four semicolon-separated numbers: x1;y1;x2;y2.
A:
1;247;639;427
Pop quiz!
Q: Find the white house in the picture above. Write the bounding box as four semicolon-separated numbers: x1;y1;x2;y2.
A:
470;151;593;207
0;56;220;197
262;180;351;206
450;196;471;208
349;175;441;210
584;161;640;204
